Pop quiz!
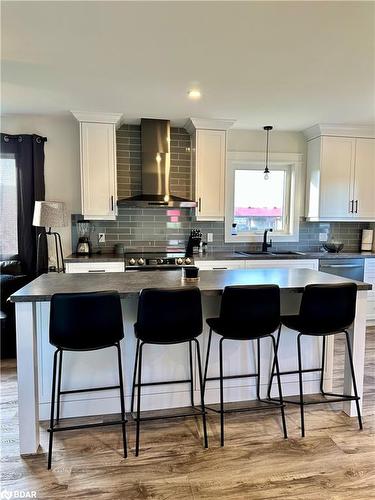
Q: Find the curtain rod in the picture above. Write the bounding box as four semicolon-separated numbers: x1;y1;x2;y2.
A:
2;134;47;143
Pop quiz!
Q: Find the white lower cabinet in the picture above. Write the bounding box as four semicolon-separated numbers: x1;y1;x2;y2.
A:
197;259;318;271
245;259;319;271
65;262;125;273
364;259;375;324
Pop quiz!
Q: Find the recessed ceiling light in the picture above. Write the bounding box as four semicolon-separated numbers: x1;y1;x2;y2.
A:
188;89;201;99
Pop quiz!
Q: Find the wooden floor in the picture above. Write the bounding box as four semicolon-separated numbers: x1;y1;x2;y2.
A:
1;328;375;499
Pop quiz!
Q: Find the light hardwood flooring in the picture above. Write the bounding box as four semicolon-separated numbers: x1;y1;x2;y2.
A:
1;328;374;499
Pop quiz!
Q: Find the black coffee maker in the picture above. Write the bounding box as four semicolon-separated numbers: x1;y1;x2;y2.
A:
186;229;202;257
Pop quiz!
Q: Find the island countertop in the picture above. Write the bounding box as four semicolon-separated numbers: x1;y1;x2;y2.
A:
10;268;372;302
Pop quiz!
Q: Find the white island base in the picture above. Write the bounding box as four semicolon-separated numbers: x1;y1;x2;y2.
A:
15;287;368;455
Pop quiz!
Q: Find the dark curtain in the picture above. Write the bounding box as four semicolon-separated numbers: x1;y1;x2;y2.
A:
1;134;48;276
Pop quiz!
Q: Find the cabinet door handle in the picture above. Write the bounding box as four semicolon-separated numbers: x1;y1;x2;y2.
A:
350;200;354;213
198;197;202;213
355;200;358;213
212;267;228;270
88;269;106;273
111;196;114;211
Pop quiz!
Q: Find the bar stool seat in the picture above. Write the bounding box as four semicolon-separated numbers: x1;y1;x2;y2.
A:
268;283;363;437
131;287;208;456
204;284;288;446
47;291;127;469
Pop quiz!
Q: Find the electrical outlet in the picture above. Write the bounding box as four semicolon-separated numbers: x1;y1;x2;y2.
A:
207;233;213;243
319;233;328;242
98;233;106;243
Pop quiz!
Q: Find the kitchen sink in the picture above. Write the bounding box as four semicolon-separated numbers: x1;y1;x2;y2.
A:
271;251;306;255
235;250;306;257
235;251;275;256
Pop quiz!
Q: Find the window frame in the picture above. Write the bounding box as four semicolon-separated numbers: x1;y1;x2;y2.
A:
225;151;303;243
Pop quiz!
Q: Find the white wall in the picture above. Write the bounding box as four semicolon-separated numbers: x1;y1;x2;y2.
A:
228;129;306;155
1;114;81;259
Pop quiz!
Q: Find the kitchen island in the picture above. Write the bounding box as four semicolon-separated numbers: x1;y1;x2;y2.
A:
11;268;371;455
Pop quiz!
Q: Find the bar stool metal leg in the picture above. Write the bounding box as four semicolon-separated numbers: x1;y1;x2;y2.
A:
219;337;225;446
267;324;282;399
47;349;59;470
270;335;288;439
194;338;208;448
189;341;194;407
131;339;140;414
256;338;261;401
116;342;128;458
297;333;305;437
135;342;144;457
344;330;363;430
56;350;63;423
203;328;213;393
319;336;326;394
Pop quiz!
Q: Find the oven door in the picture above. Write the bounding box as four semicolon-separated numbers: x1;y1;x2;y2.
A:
125;266;181;272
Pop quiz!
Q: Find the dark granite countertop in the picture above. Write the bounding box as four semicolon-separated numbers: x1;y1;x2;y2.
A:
65;253;125;262
10;268;372;302
195;251;375;261
65;251;375;263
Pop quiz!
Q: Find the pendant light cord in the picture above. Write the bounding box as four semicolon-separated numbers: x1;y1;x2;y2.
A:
263;125;273;175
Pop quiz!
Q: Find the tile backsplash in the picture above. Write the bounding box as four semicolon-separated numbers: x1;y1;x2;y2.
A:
71;124;370;254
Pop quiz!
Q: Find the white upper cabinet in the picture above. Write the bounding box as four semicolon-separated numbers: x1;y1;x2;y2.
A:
304;124;375;221
72;111;123;220
186;118;235;221
353;139;375;219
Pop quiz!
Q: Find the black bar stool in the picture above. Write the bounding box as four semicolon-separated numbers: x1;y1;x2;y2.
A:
268;283;362;437
47;291;127;469
203;285;287;446
131;287;208;456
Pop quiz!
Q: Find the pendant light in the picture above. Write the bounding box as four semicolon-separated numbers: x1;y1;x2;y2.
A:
263;125;273;180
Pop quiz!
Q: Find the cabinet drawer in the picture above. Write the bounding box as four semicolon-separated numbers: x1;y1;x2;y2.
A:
196;260;245;271
65;262;124;273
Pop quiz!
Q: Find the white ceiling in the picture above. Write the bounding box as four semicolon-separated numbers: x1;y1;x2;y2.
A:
1;1;374;130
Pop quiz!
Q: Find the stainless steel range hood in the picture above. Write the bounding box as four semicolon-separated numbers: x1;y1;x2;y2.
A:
118;118;196;208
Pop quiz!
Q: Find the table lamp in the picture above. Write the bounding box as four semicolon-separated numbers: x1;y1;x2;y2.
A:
33;201;68;273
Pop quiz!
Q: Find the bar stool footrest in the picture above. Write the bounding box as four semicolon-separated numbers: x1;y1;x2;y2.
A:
269;393;359;406
48;418;127;433
206;399;285;415
275;368;323;377
59;385;121;395
205;373;258;382
131;405;205;422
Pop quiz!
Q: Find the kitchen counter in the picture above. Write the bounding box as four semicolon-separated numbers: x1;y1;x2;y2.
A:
64;251;375;263
10;268;372;302
12;268;370;456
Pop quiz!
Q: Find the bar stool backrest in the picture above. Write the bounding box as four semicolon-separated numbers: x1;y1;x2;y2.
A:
219;285;280;339
135;287;202;343
299;283;357;334
50;291;124;350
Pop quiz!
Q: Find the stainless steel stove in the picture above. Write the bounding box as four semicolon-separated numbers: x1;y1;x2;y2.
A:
124;252;194;271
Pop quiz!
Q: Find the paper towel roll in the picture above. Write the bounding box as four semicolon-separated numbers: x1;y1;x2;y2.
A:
361;229;374;251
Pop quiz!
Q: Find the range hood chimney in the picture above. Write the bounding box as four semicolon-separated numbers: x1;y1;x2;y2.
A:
118;118;196;208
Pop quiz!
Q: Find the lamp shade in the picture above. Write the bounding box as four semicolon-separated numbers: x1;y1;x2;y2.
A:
33;201;68;228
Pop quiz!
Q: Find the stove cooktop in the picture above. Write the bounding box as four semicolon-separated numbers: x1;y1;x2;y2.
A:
124;252;193;269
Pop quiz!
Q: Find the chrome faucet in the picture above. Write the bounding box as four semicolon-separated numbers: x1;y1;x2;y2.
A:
262;228;273;252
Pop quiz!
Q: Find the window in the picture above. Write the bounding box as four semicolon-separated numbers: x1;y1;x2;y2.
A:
225;153;302;243
233;168;290;233
0;155;18;258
